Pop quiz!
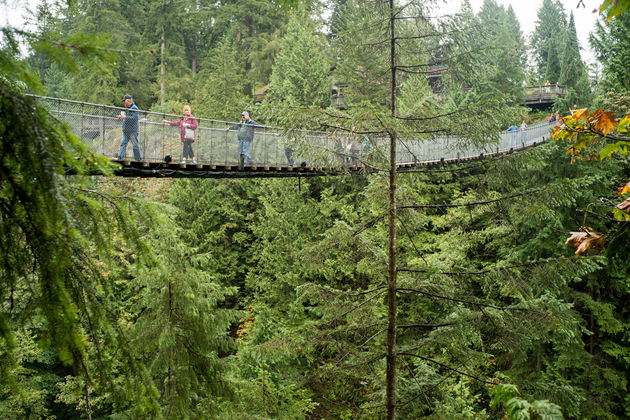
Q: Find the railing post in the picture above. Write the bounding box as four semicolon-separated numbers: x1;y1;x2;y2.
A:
100;113;105;155
224;126;228;165
80;102;85;148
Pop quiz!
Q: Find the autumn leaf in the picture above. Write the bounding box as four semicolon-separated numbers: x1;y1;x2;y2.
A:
590;109;604;121
619;115;630;133
565;231;588;247
617;181;630;196
600;141;628;159
569;108;589;122
616;197;630;212
594;111;618;136
565;231;606;257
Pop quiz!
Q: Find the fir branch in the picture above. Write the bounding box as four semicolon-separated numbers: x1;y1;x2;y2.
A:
397;257;575;276
398;352;496;384
399;188;543;209
397;322;456;329
397;287;522;310
9;28;157;55
324;290;387;327
394;109;461;121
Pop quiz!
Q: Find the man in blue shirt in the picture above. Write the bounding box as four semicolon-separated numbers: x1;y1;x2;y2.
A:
226;111;262;167
116;94;142;161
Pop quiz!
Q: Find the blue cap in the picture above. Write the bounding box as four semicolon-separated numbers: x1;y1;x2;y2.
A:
241;111;249;116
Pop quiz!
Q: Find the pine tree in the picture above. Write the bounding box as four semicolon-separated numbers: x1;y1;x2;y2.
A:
128;213;238;418
531;0;567;83
475;1;527;103
195;36;248;120
590;9;630;92
556;12;591;111
269;9;330;107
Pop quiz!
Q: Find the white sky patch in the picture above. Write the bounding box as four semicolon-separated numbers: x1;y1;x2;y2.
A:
433;0;602;66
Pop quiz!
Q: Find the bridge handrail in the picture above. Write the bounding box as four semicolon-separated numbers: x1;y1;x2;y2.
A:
27;94;278;129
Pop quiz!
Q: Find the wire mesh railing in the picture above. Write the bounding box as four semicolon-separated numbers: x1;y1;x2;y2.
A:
30;95;555;169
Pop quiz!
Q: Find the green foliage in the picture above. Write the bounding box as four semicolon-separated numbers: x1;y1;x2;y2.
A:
598;0;630;20
0;80;164;417
328;0;391;109
269;8;330;108
590;10;630;94
127;205;239;418
0;330;64;419
475;1;527;103
556;13;591;112
531;0;566;83
3;1;630;418
490;383;563;419
194;36;249;120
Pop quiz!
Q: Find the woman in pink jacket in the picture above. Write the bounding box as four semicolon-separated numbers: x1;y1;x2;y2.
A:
164;105;198;164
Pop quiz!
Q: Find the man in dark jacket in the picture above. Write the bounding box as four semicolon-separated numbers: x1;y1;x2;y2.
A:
226;111;262;166
116;94;142;161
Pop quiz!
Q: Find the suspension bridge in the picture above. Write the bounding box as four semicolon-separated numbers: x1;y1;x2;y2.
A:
33;95;556;178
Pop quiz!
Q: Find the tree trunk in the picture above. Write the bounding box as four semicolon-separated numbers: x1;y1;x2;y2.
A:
84;381;92;420
160;0;166;105
168;277;174;394
385;1;398;419
192;34;197;75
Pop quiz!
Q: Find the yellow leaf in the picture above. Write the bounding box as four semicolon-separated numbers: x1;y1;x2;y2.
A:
594;111;618;136
590;109;604;121
570;108;589;122
618;181;630;196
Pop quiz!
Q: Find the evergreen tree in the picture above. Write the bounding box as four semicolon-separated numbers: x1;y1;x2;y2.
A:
590;9;630;93
328;0;350;39
210;0;290;96
475;1;527;103
269;9;330;107
194;36;248;120
328;0;391;108
544;35;562;84
0;80;161;417
556;12;591;111
129;212;238;418
531;0;567;83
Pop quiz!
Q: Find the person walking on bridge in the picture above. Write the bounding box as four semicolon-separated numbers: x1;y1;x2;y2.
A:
116;94;142;161
226;111;262;167
163;105;198;164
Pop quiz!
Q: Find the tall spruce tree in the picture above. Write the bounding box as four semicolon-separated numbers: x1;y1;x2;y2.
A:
556;12;591;111
128;214;238;418
590;9;630;93
194;36;248;120
531;0;566;83
269;9;330;107
475;1;526;103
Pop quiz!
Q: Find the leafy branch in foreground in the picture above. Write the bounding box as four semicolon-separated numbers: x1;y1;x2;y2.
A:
552;108;629;161
552;108;630;252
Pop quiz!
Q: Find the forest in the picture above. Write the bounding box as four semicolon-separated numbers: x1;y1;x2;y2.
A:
1;0;629;419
